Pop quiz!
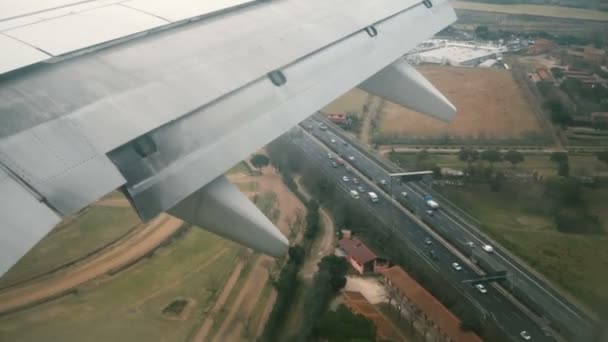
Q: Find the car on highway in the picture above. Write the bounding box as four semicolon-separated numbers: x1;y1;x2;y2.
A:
429;250;438;260
451;262;462;271
319;123;327;130
482;244;494;253
342;176;349;182
426;210;434;216
353;178;359;184
350;190;360;199
466;241;475;248
424;237;432;245
330;138;336;143
348;156;355;161
343;141;349;146
475;284;487;294
331;161;338;168
357;186;365;193
345;166;352;172
400;191;408;198
520;330;531;340
328;153;333;159
380;179;387;185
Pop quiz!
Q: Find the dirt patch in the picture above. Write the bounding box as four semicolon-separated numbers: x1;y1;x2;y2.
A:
344;276;388;305
379;66;542;139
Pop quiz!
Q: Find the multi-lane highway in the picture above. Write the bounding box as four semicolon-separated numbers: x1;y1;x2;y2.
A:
288;121;554;342
309;114;597;342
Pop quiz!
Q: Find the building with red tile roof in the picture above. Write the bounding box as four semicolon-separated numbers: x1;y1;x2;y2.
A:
381;266;482;342
338;238;390;275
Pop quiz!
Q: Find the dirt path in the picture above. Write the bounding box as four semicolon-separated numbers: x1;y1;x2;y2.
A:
295;177;336;279
0;215;183;314
212;256;272;342
92;198;131;208
359;94;384;145
194;167;306;341
192;260;245;342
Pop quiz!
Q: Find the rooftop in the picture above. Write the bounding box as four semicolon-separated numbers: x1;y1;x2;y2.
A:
338;238;377;265
417;44;496;64
381;266;482;342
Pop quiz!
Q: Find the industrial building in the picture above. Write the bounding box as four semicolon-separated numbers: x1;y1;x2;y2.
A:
410;41;504;67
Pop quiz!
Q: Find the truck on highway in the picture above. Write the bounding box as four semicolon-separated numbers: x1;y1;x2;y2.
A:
424;195;439;210
368;192;378;203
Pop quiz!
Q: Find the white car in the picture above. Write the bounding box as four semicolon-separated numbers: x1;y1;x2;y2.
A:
380;179;387;185
424;237;432;245
475;284;487;294
426;210;434;216
350;190;360;199
466;241;475;248
353;178;359;184
328;153;334;159
348;156;355;161
342;176;349;182
451;262;462;271
330;138;336;143
357;186;365;193
400;191;408;198
482;244;494;253
520;331;531;340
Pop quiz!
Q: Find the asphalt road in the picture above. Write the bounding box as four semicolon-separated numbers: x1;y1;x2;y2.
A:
288;121;554;342
308;115;597;342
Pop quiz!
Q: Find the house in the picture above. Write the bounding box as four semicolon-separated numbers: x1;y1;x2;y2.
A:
337;238;390;275
324;112;347;124
591;112;608;124
381;266;482;342
537;68;554;82
584;46;606;65
527;39;556;55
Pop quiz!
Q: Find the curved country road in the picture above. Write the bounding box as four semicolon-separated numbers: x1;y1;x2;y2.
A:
0;214;183;314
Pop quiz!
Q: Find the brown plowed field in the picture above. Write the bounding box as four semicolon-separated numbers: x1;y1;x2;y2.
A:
379;66;542;139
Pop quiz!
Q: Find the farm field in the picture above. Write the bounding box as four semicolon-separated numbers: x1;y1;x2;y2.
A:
378;66;543;140
322;88;369;118
451;1;608;21
0;228;243;342
438;183;608;319
0;204;140;288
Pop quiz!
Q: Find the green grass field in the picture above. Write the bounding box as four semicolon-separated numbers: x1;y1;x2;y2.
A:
0;228;242;342
452;1;608;21
0;206;141;287
438;183;608;318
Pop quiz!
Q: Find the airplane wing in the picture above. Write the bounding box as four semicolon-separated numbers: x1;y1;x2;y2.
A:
0;0;457;276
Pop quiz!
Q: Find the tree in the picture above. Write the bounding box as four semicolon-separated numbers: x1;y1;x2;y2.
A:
503;150;524;168
250;154;270;171
550;67;564;79
314;305;376;342
288;245;306;266
481;150;503;167
490;172;506;192
416;149;429;168
595;151;608;164
550;152;568;164
558;160;570;177
459;148;479;166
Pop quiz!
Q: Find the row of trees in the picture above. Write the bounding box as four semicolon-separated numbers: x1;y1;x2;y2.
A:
458;148;525;168
261;245;306;341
